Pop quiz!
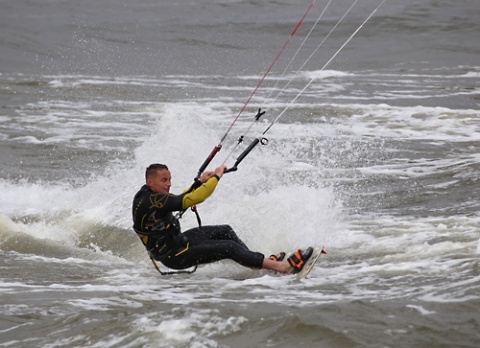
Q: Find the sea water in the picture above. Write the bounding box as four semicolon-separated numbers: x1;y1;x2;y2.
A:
1;0;479;347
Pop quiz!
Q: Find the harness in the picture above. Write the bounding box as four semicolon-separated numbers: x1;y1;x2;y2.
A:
149;206;201;276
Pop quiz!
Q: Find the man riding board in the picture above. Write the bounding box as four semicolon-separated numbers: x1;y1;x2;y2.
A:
132;163;313;274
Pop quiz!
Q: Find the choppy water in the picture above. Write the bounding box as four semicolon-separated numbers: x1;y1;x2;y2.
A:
1;0;479;347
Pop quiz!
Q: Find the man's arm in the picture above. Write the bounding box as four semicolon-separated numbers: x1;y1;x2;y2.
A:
181;165;226;209
182;176;219;209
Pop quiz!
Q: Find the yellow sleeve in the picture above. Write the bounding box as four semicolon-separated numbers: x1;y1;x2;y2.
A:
181;176;219;209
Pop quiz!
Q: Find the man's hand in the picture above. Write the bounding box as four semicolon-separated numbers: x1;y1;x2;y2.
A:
198;170;214;183
214;165;227;179
198;165;227;183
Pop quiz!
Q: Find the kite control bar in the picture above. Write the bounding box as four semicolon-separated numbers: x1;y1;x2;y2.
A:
195;109;267;178
224;136;268;174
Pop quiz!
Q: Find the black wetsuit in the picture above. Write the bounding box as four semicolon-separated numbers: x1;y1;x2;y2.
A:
132;177;264;270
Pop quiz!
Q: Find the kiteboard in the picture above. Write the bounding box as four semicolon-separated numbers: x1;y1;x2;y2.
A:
295;246;327;279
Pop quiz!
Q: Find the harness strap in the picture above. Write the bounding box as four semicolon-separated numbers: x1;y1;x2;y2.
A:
148;187;203;276
150;257;197;276
147;210;201;276
191;205;202;227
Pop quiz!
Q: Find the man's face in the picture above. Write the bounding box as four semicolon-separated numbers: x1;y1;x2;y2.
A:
147;169;171;194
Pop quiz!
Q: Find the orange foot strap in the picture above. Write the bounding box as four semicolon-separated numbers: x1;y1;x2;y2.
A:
287;247;314;274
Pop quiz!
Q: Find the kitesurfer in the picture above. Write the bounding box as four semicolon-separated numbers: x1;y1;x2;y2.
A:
132;163;312;274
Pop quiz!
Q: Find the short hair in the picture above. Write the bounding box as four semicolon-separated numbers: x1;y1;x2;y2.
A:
145;163;169;180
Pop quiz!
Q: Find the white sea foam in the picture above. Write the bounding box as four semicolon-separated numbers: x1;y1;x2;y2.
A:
132;309;247;347
406;305;436;315
301;69;352;80
1;71;479;317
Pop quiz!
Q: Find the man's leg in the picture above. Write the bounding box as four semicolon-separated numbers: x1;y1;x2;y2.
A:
162;226;264;270
185;225;250;249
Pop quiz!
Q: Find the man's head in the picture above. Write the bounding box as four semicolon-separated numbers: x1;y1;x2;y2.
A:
145;163;171;194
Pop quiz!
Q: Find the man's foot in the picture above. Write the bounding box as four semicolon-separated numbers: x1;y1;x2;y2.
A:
287;247;314;274
269;252;286;262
